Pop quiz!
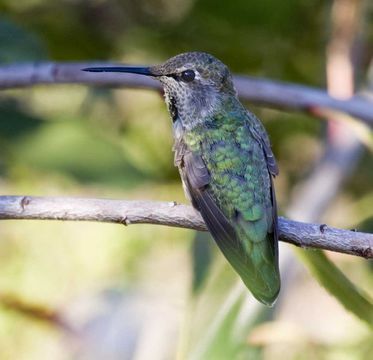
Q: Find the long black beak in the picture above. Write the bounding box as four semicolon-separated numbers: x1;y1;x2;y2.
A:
82;66;154;76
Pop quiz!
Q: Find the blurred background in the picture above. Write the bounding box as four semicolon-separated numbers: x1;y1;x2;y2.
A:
0;0;372;359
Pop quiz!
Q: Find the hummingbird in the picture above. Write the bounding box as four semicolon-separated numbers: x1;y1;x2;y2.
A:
83;52;280;305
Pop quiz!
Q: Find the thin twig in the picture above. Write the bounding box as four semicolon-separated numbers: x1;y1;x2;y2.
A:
0;62;372;126
0;195;371;258
0;292;74;333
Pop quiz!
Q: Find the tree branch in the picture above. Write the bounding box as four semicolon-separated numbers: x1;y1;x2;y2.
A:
0;195;371;259
0;62;372;127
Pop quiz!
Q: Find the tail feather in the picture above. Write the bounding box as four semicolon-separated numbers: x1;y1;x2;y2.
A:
192;183;280;305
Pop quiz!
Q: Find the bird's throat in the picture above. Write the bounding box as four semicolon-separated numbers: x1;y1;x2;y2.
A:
168;96;179;123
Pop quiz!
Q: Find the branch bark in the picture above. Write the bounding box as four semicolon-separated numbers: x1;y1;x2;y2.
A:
0;62;372;127
0;195;371;259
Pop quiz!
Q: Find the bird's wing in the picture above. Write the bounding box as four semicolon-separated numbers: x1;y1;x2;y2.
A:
182;150;247;268
248;111;279;177
247;115;279;258
182;150;236;242
268;173;279;259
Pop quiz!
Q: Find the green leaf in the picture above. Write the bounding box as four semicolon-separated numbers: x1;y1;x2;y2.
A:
179;253;271;360
296;249;373;328
191;232;214;294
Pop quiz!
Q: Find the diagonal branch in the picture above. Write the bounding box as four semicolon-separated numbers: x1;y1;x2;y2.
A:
0;62;372;126
0;195;371;259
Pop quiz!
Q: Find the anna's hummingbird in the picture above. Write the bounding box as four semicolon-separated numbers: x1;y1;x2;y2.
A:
83;52;280;305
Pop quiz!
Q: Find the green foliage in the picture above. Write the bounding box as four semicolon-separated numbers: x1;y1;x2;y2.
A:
0;17;46;63
181;258;267;360
191;232;213;294
296;249;373;328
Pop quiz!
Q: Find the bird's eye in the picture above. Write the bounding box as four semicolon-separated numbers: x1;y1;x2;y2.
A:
180;69;195;82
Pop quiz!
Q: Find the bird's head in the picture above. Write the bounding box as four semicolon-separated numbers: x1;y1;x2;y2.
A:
83;52;237;128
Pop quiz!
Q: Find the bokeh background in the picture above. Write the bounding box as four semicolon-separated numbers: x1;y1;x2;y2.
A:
0;0;372;359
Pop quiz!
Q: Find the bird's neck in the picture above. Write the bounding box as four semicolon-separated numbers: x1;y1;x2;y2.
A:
173;92;243;131
172;94;245;147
